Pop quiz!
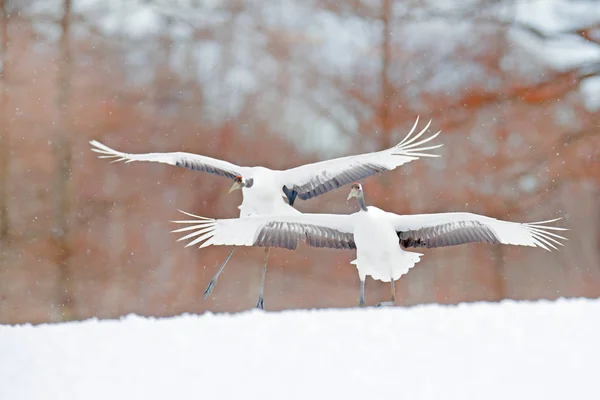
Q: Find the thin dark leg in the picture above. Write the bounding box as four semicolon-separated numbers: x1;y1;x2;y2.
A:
376;278;396;307
203;247;236;299
359;279;366;307
256;247;269;310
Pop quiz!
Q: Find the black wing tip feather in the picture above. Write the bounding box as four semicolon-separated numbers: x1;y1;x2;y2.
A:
397;218;568;251
294;163;390;201
282;185;299;206
174;158;239;180
292;118;443;202
397;220;501;249
254;221;355;251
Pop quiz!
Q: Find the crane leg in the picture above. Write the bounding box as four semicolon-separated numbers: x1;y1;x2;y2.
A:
256;247;269;310
203;247;236;299
376;278;396;307
359;279;366;307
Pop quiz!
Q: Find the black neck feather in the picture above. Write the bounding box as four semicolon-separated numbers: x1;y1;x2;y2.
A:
356;191;368;212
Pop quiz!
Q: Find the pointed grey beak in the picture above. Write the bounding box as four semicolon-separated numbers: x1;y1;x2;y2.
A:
229;181;243;194
347;188;357;201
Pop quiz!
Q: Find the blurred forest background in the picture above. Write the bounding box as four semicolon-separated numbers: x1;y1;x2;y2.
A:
0;0;598;324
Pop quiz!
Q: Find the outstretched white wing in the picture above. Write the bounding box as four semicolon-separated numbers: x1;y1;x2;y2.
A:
387;212;567;251
277;117;442;201
90;140;250;180
171;210;357;250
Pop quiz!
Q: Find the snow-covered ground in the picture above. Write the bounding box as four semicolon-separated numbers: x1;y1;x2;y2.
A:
1;298;598;400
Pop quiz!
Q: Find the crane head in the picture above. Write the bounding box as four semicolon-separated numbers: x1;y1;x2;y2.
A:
347;182;363;201
229;176;254;193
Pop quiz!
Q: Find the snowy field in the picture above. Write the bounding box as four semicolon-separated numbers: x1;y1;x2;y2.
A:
1;298;599;400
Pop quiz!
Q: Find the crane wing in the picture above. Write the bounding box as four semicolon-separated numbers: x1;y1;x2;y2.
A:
277;117;442;204
90;140;249;180
387;212;567;251
171;210;356;250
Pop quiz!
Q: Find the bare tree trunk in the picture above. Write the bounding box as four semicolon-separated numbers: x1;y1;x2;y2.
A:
489;0;516;302
492;245;506;301
380;0;393;149
377;0;394;194
492;119;508;301
154;14;173;117
0;0;10;257
53;0;75;321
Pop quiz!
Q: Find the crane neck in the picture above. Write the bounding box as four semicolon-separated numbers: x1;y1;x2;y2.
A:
356;191;368;212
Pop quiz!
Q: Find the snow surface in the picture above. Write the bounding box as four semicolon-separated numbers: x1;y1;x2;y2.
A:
1;298;599;400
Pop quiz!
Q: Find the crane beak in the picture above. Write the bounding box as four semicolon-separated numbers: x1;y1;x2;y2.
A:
347;188;357;201
229;181;243;194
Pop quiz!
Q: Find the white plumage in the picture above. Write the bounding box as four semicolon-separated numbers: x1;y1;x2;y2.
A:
91;118;442;309
172;183;567;306
350;207;423;283
89;117;441;216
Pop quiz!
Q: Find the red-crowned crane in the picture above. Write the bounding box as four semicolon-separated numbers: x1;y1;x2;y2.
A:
172;183;567;307
91;118;442;308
